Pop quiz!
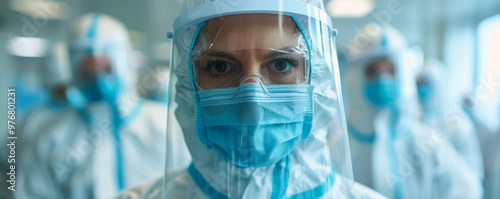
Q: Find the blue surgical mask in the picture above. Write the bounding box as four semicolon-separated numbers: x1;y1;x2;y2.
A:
417;83;432;103
364;78;398;107
195;83;313;168
81;75;120;103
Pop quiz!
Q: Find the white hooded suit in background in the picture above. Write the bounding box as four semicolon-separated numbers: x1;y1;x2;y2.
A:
15;13;190;199
416;60;484;180
344;24;483;199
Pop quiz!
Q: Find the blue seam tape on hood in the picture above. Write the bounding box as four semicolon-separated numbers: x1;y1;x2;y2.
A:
87;14;100;40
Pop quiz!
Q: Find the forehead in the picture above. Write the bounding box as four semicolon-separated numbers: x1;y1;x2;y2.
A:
79;56;112;72
198;14;301;51
367;58;395;68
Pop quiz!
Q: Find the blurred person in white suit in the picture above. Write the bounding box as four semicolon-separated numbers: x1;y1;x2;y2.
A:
344;23;483;199
15;13;190;199
463;68;500;199
416;59;484;180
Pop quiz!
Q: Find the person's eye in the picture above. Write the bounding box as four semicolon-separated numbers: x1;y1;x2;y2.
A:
207;61;232;75
270;59;295;72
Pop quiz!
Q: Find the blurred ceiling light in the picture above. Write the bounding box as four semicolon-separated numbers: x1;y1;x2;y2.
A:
6;37;48;57
327;0;375;18
9;0;67;20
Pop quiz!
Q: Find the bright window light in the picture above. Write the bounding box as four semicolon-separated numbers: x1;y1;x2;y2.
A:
326;0;375;18
6;37;48;57
10;0;67;20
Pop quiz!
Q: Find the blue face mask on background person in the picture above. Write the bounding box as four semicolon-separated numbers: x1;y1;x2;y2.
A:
364;78;398;107
194;83;313;168
81;75;121;103
417;82;432;103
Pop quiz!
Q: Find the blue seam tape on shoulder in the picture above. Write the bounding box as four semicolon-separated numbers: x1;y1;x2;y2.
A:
110;99;144;192
188;160;336;199
87;14;100;40
113;124;124;191
121;99;144;125
114;99;143;191
271;155;290;199
110;104;124;191
188;163;230;199
387;121;403;199
347;123;376;143
286;166;336;199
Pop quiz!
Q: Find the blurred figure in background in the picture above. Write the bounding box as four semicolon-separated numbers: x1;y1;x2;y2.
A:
43;42;72;109
416;59;484;180
15;13;189;198
1;37;55;199
463;76;500;199
6;37;50;119
344;23;483;198
9;42;73;167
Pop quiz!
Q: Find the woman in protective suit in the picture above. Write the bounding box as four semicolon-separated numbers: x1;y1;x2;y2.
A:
117;0;387;198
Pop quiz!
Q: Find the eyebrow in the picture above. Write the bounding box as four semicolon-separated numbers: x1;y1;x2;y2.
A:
199;46;302;62
263;46;302;60
199;50;239;63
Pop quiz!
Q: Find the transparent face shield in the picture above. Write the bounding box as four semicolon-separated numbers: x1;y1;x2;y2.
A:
165;1;353;198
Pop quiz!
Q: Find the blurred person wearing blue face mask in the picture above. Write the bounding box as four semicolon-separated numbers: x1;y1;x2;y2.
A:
344;24;483;199
15;13;190;199
116;0;388;198
416;60;484;182
363;59;398;107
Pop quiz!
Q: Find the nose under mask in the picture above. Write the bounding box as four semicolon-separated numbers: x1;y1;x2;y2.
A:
363;78;398;107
